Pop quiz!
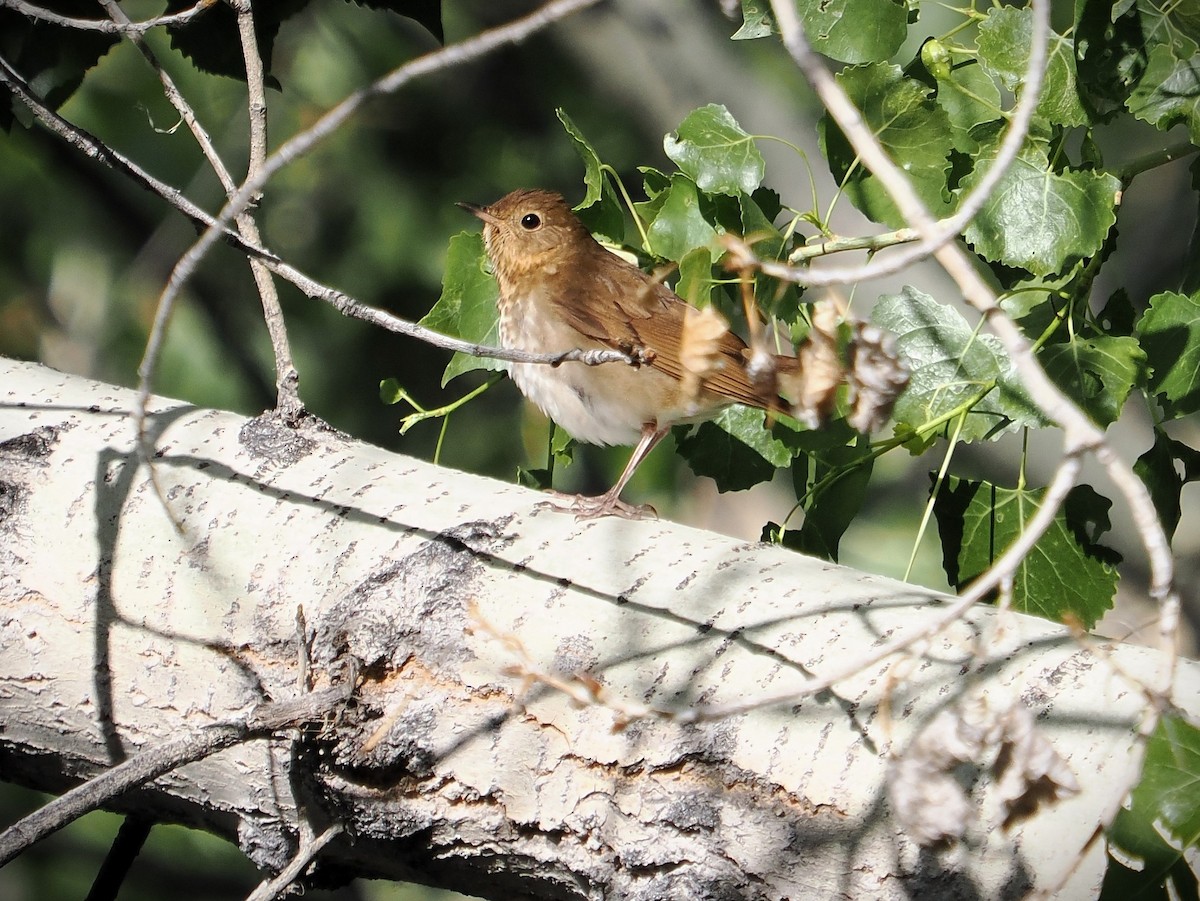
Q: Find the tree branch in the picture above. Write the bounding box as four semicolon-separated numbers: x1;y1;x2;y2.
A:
0;685;350;868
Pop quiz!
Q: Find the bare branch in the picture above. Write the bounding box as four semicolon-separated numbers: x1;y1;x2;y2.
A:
0;0;215;34
230;0;303;420
245;824;343;901
131;0;604;457
0;685;348;867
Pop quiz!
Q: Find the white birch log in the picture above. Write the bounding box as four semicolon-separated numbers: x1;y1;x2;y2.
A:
0;356;1194;899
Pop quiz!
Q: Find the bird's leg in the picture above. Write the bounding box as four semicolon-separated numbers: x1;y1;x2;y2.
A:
537;423;668;521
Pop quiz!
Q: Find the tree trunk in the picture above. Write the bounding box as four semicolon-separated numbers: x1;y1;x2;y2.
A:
0;356;1193;899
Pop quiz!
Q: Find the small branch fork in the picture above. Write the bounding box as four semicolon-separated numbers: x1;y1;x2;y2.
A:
0;0;215;34
0;684;350;868
0;0;626;377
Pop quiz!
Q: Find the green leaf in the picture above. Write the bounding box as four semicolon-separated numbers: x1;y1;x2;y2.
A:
960;139;1120;276
794;443;875;562
642;175;719;262
1075;0;1148;118
352;0;442;43
1130;715;1200;850
674;405;788;491
873;287;1045;441
739;191;801;320
1126;26;1200;143
819;64;956;229
1104;806;1198;900
664;105;765;197
932;60;1003;154
1138;291;1200;418
1134;429;1200;543
800;0;908;65
977;6;1089;128
676;247;715;307
1039;334;1146;426
933;477;1120;627
732;0;774;40
165;0;309;84
419;232;502;385
556;108;625;241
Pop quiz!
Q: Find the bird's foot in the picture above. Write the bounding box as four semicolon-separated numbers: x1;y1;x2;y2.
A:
535;490;657;521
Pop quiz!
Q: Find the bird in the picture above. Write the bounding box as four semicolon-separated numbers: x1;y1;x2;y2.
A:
458;188;796;521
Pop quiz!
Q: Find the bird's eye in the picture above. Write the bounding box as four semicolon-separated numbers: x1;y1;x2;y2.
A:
520;212;542;230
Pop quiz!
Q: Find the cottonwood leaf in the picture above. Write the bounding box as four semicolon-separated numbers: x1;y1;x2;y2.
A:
732;0;774;40
820;65;955;229
420;232;501;385
1075;0;1149;118
873;287;1044;441
1134;428;1200;542
1126;19;1200;142
793;442;874;562
557;109;625;241
1103;806;1199;900
932;59;1003;154
1129;715;1200;850
933;477;1120;626
1138;290;1200;417
800;0;908;64
961;140;1120;276
642;175;718;262
674;405;785;491
0;2;118;129
1039;334;1146;426
978;5;1089;128
665;105;765;197
165;0;308;84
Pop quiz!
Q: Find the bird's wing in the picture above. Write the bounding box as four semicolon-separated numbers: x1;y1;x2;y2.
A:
548;252;779;410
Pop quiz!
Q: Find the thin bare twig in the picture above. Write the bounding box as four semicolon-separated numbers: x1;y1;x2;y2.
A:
0;685;349;867
245;823;343;901
131;0;604;456
230;0;303;420
0;40;637;371
0;0;214;34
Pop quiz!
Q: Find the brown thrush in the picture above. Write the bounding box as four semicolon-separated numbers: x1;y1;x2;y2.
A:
460;188;790;520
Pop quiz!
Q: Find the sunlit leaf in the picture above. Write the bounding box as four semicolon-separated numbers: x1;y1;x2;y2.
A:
820;64;956;229
978;5;1089;127
557;108;625;240
933;477;1120;626
801;0;908;64
1130;715;1200;850
642;175;719;262
1138;291;1200;417
664;104;765;197
961;140;1120;276
419;232;502;385
873;287;1045;441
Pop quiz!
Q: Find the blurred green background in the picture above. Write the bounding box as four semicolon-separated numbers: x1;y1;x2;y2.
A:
3;0;1199;897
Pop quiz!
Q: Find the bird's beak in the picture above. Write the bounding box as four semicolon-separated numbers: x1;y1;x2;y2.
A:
457;201;502;226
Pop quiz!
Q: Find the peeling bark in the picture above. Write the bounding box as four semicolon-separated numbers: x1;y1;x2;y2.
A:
0;357;1195;900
